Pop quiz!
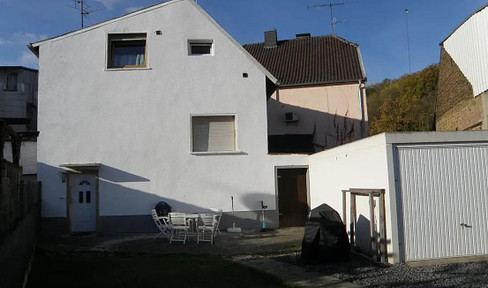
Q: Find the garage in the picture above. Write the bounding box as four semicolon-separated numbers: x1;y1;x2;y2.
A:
397;144;488;261
308;131;488;264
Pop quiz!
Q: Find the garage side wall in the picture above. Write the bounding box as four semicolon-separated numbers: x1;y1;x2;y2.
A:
308;134;396;262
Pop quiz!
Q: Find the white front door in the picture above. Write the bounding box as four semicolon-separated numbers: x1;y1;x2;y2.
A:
70;174;97;232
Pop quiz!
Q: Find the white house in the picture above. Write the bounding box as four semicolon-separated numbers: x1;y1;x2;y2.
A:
30;0;309;234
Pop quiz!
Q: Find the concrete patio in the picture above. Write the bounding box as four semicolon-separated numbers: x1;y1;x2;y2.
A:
35;227;361;288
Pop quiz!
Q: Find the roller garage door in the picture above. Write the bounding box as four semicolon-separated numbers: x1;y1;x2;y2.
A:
396;145;488;261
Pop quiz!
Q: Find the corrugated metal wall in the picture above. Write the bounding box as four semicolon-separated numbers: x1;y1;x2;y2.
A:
444;7;488;97
396;145;488;261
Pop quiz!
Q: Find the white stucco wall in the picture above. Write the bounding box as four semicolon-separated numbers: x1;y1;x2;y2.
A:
4;140;37;176
308;134;395;262
268;83;367;150
35;0;308;220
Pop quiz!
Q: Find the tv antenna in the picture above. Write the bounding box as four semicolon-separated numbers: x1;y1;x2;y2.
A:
69;0;105;28
308;2;349;35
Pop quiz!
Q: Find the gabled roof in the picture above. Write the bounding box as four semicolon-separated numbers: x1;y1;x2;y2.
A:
243;35;366;87
440;3;488;45
28;0;277;83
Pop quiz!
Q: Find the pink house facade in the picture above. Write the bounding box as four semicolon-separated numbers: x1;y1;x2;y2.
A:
245;31;368;153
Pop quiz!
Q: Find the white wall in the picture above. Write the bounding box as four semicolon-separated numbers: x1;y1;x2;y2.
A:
36;0;308;220
308;134;395;262
4;140;37;176
444;6;488;97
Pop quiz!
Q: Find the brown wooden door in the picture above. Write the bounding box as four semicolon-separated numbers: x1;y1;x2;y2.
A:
277;168;309;227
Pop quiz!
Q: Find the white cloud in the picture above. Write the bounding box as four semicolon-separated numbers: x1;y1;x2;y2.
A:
0;33;48;46
0;38;14;46
19;51;38;68
125;6;143;13
94;0;120;10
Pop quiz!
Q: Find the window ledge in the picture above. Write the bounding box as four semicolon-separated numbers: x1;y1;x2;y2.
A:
105;67;152;71
191;150;244;156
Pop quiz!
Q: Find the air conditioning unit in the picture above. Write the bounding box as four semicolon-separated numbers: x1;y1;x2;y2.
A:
284;112;298;122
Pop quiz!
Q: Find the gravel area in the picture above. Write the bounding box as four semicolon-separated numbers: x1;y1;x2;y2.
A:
276;253;488;288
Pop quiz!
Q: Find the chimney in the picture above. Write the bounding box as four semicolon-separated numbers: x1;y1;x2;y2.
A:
264;29;277;48
296;33;311;39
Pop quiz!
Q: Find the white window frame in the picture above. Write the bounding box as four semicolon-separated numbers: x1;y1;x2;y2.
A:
188;39;214;56
190;114;241;155
106;33;149;70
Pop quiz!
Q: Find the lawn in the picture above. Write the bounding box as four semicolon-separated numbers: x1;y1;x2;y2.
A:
26;252;294;288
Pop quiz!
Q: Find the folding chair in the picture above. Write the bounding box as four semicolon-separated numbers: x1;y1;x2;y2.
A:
168;212;189;244
197;213;217;244
151;209;170;239
214;209;223;237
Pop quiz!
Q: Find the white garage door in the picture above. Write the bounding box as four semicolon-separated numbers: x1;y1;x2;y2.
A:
396;145;488;261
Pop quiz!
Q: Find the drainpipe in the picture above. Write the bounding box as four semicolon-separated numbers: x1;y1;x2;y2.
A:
358;80;367;138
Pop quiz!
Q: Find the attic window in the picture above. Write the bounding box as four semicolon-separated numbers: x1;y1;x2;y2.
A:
108;33;146;69
188;40;213;55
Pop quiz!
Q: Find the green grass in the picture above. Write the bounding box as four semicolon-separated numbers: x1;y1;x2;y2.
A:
26;253;294;288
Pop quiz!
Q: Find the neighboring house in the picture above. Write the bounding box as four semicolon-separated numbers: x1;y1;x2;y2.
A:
244;31;368;153
0;66;38;182
436;4;488;131
29;0;310;234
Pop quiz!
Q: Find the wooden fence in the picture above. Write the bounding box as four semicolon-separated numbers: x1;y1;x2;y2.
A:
0;159;40;240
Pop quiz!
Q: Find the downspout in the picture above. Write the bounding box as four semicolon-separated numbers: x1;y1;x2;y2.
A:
358;79;367;138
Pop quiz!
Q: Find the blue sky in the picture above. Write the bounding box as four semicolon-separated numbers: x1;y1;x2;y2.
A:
0;0;486;84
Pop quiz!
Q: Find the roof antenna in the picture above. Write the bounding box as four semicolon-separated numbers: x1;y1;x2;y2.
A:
308;1;350;35
69;0;105;28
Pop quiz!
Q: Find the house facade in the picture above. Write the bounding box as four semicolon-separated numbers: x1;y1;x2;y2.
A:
0;66;38;181
436;4;488;131
30;0;309;234
244;31;368;153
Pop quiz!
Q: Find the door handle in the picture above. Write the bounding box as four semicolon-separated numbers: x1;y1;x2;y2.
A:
460;223;472;229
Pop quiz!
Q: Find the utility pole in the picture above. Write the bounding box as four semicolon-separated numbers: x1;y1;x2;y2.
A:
308;2;346;35
405;9;411;74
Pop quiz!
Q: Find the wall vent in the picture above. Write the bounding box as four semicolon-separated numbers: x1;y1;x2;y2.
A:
284;112;298;122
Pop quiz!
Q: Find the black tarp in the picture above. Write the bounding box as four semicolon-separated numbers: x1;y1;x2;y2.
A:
155;201;171;217
301;204;350;262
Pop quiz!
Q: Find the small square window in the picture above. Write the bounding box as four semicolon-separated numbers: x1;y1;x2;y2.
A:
192;115;236;152
5;73;17;91
188;40;213;55
108;33;147;68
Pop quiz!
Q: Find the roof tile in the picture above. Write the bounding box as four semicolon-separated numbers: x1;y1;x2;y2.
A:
243;35;365;86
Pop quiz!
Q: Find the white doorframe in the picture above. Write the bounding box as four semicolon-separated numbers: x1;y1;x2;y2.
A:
67;171;99;233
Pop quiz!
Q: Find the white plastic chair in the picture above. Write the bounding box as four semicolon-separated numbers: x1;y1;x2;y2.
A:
197;213;217;244
151;209;170;239
168;212;189;244
213;209;223;237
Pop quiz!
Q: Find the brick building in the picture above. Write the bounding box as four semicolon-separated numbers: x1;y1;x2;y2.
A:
436;4;488;131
